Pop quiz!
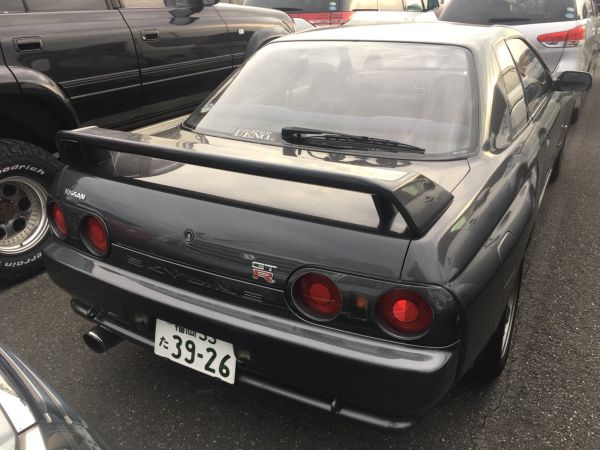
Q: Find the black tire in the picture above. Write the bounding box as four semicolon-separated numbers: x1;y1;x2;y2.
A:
0;139;63;283
470;265;522;381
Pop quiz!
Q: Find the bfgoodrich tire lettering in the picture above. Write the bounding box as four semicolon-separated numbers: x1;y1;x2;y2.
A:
0;139;63;282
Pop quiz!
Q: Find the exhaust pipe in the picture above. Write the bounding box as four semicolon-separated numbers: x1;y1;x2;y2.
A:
83;326;122;353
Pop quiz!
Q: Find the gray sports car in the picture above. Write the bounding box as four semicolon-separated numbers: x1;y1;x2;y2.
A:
43;23;591;428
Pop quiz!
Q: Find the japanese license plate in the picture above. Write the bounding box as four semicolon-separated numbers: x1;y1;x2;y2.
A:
154;319;236;384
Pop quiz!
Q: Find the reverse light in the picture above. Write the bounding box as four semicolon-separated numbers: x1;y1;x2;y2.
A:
538;25;586;48
376;289;433;335
48;202;67;239
81;215;109;256
292;272;342;320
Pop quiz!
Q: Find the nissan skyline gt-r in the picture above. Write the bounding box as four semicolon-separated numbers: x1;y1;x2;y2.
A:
42;23;591;428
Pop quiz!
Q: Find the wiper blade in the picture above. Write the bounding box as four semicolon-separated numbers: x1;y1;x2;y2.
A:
281;127;425;154
275;7;304;11
488;17;532;23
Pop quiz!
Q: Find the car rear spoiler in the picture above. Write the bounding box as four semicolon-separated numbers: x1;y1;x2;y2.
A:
56;127;453;237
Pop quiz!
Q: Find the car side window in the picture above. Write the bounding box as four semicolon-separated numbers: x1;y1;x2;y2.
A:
25;0;108;11
0;0;25;12
377;0;405;9
495;42;527;136
506;38;552;115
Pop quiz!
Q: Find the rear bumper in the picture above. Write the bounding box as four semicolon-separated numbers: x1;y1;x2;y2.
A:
44;239;460;428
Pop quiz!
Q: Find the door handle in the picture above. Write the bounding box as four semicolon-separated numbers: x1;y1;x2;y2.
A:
13;37;43;53
141;29;160;41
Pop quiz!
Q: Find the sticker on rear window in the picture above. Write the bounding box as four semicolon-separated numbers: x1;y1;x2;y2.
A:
329;2;337;11
235;128;275;142
565;12;575;19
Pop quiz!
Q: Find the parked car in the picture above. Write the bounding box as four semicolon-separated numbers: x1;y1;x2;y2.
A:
242;0;440;27
0;0;293;283
438;0;600;122
0;341;110;449
43;22;590;427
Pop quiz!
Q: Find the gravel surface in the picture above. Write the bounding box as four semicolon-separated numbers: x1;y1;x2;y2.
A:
1;82;599;449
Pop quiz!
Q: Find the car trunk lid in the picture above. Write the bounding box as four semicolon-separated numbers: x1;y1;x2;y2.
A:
56;127;467;288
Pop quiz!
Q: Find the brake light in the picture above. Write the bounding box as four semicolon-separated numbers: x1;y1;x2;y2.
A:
81;215;109;256
376;289;433;334
288;11;353;26
292;272;342;320
48;202;67;238
538;25;586;48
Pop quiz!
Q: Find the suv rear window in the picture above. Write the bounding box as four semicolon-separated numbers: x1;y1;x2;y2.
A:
439;0;579;24
185;41;478;160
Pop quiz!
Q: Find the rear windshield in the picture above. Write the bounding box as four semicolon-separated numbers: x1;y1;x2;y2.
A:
439;0;579;24
243;0;342;11
184;41;478;160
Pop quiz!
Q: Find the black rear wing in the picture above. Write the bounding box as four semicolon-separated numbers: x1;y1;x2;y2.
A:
57;127;453;237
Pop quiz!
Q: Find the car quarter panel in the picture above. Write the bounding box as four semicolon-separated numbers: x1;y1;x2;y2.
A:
402;38;572;371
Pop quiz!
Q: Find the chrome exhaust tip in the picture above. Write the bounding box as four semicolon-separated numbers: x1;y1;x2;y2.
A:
83;326;122;353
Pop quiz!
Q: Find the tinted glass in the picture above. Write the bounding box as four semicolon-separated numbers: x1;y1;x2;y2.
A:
243;0;341;11
496;41;527;131
185;41;478;159
26;0;108;11
506;39;552;113
0;0;24;12
439;0;579;24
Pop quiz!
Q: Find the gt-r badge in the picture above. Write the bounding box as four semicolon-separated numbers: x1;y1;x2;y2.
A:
252;261;277;284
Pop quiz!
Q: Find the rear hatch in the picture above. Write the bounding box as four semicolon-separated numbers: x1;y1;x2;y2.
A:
56;127;467;290
438;0;579;72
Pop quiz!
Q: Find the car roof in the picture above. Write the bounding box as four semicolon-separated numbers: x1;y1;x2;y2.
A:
279;22;520;50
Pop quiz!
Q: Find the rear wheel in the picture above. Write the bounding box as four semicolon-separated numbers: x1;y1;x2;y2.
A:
0;139;63;283
470;265;522;381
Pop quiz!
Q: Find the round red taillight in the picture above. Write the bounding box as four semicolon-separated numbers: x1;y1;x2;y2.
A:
49;202;68;238
82;215;109;256
292;272;342;320
376;289;433;335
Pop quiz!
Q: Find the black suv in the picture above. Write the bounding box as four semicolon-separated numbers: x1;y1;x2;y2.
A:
0;0;293;281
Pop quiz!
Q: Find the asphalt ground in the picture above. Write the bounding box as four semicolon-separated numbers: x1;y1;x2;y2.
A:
1;82;600;449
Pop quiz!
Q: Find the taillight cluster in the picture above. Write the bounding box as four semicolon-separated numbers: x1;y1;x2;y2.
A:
48;201;110;257
288;11;353;27
290;271;434;337
538;25;586;48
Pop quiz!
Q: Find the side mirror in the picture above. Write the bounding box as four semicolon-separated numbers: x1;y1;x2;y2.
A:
554;71;593;91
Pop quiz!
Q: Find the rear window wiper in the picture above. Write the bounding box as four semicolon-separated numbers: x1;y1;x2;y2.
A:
281;127;426;154
488;17;532;23
275;7;304;11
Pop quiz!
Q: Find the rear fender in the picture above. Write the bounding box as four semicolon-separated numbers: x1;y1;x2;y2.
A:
0;67;79;149
245;27;288;58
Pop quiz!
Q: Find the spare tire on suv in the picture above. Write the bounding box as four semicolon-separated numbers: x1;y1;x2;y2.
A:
0;139;63;282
